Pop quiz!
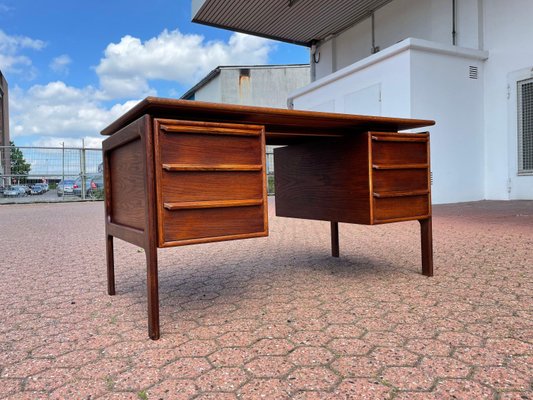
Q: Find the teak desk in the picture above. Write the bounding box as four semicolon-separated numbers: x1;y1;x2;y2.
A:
101;97;435;340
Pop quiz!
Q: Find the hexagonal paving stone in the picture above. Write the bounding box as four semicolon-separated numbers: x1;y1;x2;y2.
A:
245;356;294;378
405;338;452;356
252;338;294;356
195;367;248;392
162;357;212;379
25;368;74;392
381;366;434;391
238;378;292;399
326;378;393;399
287;366;340;391
473;366;531;390
327;338;373;356
208;347;254;367
369;347;419;366
419;356;471;379
431;379;494;399
146;379;198;399
331;356;382;377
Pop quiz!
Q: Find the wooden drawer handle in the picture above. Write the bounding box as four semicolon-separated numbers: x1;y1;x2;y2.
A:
373;190;429;198
372;163;428;170
164;199;263;210
371;135;428;142
162;163;263;172
160;124;261;136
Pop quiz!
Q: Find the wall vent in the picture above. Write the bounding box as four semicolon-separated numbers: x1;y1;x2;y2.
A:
469;66;478;79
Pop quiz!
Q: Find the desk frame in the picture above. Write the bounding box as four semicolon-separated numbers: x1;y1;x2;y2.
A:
102;98;434;340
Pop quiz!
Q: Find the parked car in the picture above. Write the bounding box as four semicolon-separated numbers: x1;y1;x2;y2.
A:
57;179;75;197
30;184;45;195
73;177;92;197
73;175;104;198
88;175;104;198
3;185;27;197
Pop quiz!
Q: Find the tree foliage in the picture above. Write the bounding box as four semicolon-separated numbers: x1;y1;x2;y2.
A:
9;141;31;176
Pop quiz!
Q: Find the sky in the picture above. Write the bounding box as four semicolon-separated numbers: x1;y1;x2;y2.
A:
0;0;309;148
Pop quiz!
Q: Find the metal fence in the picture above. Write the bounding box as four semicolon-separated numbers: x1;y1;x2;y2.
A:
1;145;276;204
0;144;103;203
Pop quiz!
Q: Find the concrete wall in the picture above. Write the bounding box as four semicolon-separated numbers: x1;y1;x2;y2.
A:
192;66;310;109
192;74;222;103
221;66;310;108
303;0;533;202
482;0;533;200
410;47;486;203
315;0;482;81
290;39;488;204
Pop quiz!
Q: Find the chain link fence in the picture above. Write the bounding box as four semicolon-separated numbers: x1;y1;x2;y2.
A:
0;144;103;203
1;145;276;204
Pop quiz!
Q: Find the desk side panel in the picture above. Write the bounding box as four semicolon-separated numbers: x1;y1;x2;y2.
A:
274;136;372;224
104;118;147;232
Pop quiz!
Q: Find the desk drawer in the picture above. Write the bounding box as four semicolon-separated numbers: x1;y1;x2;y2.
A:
373;194;430;222
158;120;262;166
372;133;428;166
154;119;268;247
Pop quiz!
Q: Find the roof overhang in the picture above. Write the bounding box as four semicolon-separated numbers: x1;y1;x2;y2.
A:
192;0;395;46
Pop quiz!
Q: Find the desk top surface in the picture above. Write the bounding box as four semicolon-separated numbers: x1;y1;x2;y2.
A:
102;97;435;144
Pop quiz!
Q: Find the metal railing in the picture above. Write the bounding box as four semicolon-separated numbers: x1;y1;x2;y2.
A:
0;144;103;203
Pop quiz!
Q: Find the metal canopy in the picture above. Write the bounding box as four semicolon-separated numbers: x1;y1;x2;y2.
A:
192;0;394;46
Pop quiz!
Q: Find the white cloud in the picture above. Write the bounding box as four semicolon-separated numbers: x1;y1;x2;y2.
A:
50;54;72;74
9;28;277;145
0;4;12;13
95;29;275;99
31;136;105;149
9;82;140;139
0;29;45;74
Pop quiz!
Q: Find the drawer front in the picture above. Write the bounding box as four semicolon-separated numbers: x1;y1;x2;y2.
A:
162;206;265;243
370;132;431;223
372;168;429;193
159;122;262;166
161;171;263;203
372;133;428;165
373;195;430;222
154;119;268;247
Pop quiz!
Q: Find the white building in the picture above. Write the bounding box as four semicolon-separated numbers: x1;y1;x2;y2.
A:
192;0;533;204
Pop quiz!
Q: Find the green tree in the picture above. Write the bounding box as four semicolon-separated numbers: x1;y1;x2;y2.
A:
10;141;31;177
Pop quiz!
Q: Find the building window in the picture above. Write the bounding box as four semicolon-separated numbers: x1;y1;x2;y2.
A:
518;78;533;175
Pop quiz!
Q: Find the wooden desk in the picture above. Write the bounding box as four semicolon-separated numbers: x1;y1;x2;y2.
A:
101;97;435;340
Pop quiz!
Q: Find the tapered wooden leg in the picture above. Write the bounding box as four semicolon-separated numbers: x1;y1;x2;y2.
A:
419;217;434;277
145;244;160;340
331;221;339;258
106;235;116;295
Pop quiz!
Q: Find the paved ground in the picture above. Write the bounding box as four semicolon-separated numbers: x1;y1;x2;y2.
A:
0;200;531;399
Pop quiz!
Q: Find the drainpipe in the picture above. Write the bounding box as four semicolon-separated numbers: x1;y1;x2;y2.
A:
452;0;457;45
371;12;379;54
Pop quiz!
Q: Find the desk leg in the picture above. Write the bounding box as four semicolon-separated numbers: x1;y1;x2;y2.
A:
106;235;116;295
331;222;340;258
419;217;434;277
145;243;160;340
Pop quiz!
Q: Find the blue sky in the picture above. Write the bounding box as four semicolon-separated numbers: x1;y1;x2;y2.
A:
0;0;308;147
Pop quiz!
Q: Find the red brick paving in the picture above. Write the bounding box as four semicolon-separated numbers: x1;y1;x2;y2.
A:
0;199;532;399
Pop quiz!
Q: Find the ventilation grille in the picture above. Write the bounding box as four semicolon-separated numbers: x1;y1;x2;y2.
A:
518;78;533;175
469;66;478;79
